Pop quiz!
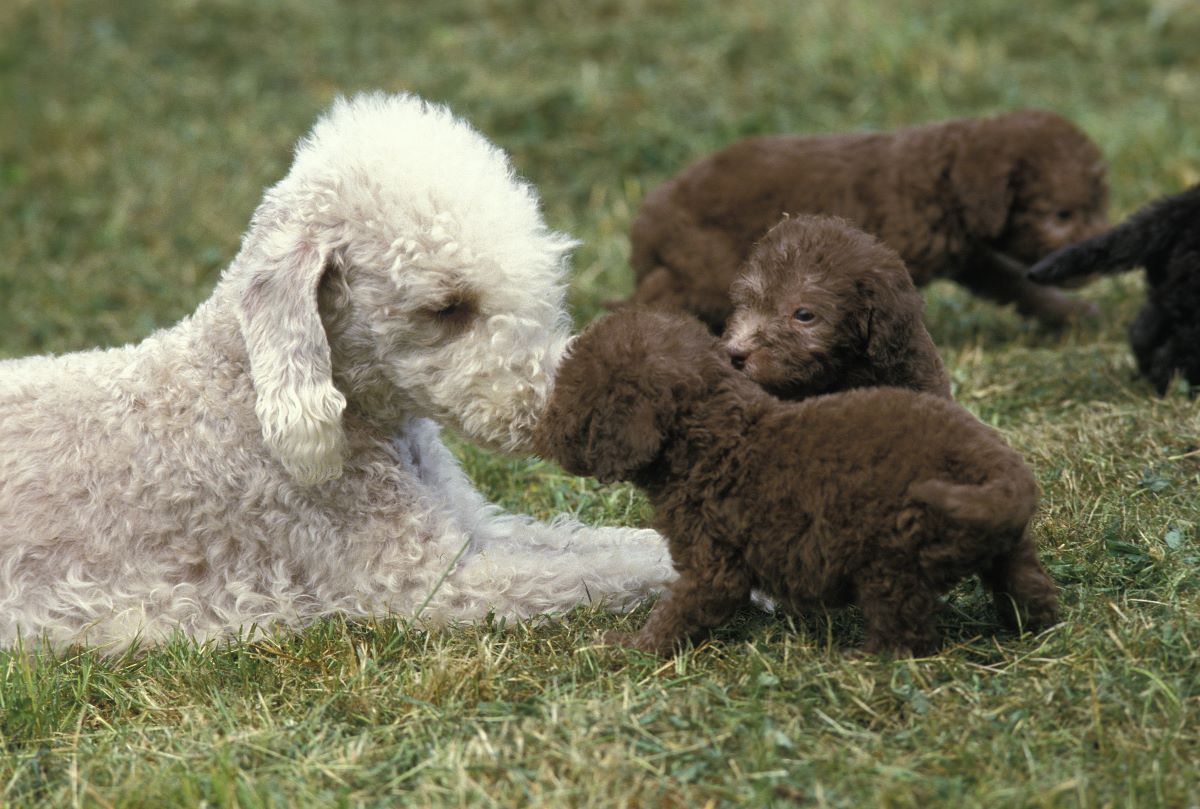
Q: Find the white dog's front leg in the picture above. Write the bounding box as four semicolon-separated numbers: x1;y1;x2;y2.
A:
407;419;671;547
414;528;672;623
396;421;676;621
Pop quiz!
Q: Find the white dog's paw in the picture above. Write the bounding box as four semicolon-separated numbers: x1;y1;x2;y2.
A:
570;524;666;550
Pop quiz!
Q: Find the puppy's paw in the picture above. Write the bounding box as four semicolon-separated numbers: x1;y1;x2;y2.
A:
602;629;638;648
603;628;677;657
861;634;938;658
1065;297;1101;321
852;642;914;660
1026;294;1100;328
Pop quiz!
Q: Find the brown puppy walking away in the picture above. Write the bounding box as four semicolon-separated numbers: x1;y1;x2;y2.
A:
622;109;1108;331
724;215;952;399
536;309;1060;657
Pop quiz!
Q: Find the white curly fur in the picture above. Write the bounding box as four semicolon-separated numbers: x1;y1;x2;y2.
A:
0;92;674;652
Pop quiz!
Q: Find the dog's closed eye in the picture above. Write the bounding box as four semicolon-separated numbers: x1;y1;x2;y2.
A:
426;292;479;331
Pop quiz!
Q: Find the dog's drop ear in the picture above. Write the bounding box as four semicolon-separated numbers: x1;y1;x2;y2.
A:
861;306;877;358
860;296;913;372
951;147;1016;240
234;202;348;485
581;392;664;483
536;377;665;484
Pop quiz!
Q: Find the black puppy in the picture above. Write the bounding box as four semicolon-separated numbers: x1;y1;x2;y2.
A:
1029;184;1200;394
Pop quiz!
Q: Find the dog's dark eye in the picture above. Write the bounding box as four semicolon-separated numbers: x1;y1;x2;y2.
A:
1056;209;1074;221
793;308;815;322
429;296;477;328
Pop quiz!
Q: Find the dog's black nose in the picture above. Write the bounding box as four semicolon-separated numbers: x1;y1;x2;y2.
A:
727;346;749;370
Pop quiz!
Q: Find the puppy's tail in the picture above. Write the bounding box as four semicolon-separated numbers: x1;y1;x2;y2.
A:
908;455;1038;536
1028;188;1195;284
1027;221;1148;284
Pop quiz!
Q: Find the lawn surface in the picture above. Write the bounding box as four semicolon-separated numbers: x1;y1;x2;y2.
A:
1;1;1198;806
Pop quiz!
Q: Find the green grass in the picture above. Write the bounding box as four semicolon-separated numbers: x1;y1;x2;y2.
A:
2;0;1199;806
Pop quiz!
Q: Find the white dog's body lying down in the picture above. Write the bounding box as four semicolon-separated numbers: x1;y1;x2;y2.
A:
0;93;672;650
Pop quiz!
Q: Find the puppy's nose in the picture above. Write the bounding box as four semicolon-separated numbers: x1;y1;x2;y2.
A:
727;345;750;370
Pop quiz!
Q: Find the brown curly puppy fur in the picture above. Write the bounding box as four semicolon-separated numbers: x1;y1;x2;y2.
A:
622;109;1109;332
535;309;1059;657
723;215;952;399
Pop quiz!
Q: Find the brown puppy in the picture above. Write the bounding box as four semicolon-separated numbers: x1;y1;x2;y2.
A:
623;109;1108;331
536;309;1059;656
724;215;952;399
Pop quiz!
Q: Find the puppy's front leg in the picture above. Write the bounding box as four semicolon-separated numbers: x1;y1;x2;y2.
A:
961;251;1099;326
608;562;750;656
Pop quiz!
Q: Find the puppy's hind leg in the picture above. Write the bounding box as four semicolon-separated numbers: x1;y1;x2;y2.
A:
855;564;941;657
1129;302;1171;388
980;531;1060;634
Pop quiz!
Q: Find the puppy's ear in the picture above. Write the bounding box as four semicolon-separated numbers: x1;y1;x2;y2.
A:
861;307;888;367
536;377;665;484
951;148;1016;239
858;284;918;372
585;389;665;483
233;200;348;485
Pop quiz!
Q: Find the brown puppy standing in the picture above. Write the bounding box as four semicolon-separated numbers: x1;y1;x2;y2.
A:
623;109;1108;331
536;309;1059;657
723;216;952;399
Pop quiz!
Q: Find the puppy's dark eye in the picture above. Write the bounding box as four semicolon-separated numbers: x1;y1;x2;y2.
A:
793;308;815;323
1056;209;1074;221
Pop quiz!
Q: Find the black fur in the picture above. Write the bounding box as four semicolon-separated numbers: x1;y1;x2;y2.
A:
1029;183;1200;394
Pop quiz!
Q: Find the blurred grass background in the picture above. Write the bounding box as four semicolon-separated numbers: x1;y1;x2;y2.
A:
1;1;1198;807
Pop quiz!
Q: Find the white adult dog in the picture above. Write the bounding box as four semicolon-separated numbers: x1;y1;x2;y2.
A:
0;92;673;651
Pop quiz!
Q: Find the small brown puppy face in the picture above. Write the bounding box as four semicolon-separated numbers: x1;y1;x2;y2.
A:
977;111;1110;278
1004;157;1108;271
724;216;921;397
